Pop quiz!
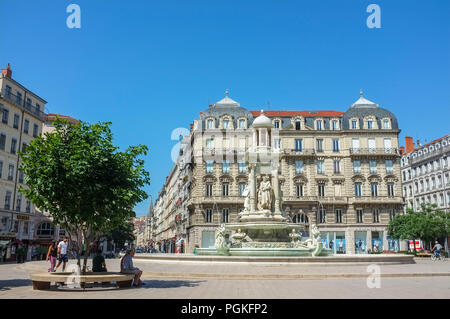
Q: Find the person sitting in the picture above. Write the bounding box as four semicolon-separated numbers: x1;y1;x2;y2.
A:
92;248;107;272
120;248;144;286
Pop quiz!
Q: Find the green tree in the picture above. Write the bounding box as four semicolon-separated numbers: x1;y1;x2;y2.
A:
19;118;150;273
106;219;136;249
388;203;449;253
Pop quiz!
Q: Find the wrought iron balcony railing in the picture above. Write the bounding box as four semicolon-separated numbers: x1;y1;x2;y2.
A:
0;89;46;121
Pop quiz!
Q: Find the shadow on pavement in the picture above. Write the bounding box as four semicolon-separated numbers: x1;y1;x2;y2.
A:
140;279;204;289
0;279;32;291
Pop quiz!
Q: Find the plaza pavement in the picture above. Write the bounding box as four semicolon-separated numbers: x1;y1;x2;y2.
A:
0;256;449;298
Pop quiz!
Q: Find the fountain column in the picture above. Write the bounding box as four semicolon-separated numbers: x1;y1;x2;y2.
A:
272;166;281;217
249;164;256;214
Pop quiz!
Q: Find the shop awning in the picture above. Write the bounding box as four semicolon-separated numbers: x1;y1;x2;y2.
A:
0;240;11;246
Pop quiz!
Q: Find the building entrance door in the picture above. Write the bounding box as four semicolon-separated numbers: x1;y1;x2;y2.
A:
201;231;215;248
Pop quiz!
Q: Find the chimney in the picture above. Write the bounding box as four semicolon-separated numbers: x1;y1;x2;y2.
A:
400;146;405;155
417;140;421;147
1;63;12;78
209;104;213;108
405;136;415;153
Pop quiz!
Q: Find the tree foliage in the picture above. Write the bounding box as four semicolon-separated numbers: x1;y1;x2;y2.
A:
387;203;449;250
19;118;150;272
105;219;136;249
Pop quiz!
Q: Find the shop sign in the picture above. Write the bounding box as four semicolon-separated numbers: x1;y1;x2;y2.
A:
0;232;16;238
17;215;30;221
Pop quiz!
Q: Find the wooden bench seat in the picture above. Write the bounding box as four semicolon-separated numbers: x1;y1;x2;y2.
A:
30;272;135;290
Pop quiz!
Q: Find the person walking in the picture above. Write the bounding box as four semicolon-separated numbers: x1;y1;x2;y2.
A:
120;248;144;287
54;237;69;272
46;241;58;272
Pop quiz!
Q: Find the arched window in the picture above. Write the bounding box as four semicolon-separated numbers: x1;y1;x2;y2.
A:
292;213;309;224
37;223;55;236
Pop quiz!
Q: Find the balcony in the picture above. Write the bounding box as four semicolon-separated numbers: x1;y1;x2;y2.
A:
283;196;348;204
0;89;46;121
351;196;404;204
349;148;400;157
281;149;316;157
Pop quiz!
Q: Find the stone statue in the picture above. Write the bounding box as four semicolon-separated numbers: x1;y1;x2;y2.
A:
289;229;301;243
257;176;272;211
242;184;250;213
215;224;230;255
231;228;252;247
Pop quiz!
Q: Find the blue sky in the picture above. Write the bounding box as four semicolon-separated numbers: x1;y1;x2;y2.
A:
1;0;449;217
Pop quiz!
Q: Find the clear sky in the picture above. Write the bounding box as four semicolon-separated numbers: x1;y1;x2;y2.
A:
1;0;449;217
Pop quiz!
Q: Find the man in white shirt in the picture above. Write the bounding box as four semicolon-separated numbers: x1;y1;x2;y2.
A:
55;237;69;272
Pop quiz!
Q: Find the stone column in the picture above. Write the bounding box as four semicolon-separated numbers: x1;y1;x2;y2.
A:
345;228;355;255
249;165;256;214
366;230;372;252
252;130;257;150
382;228;389;252
272;167;281;216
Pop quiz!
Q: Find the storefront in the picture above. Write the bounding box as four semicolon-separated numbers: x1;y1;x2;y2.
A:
354;231;367;254
0;234;15;262
201;230;215;248
371;231;383;252
321;231;346;254
387;236;400;252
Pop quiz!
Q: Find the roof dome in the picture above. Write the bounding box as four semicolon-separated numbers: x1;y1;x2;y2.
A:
252;110;273;128
214;89;241;108
350;90;379;108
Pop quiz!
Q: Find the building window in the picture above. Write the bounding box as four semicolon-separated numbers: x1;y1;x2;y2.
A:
23;119;29;134
207;119;214;129
351;120;358;129
206;161;214;174
5;191;12;210
387;183;395;197
205;183;213;197
222;161;230;174
0;133;6;150
23;221;29;235
333;160;341;174
373;209;380;223
10;138;17;154
2;107;9;124
316;139;323;152
296;184;304;197
332;139;340;152
369;160;377;174
222;209;229;223
316;120;322;130
389;209;396;221
332;120;338;130
353;160;361;173
318;209;326;224
13;114;19;129
238;161;246;174
26;200;31;213
206;138;214;149
13;220;19;233
238;183;246;196
239;119;246;129
294;139;303;152
386;160;393;174
293;213;308;223
318;184;325;197
16;92;22;106
222;183;229;196
367;119;373;129
18;170;24;184
274;120;280;130
335;209;343;223
295;120;301;130
371;183;378;197
295;160;303;174
355;183;362;197
205;209;213;223
15;194;22;212
317;161;324;174
222;119;229;129
383;119;390;129
22;142;27;153
5;85;11;98
0;160;2;178
26;98;32;110
33;124;39;137
8;164;14;181
37;223;55;236
356;209;363;223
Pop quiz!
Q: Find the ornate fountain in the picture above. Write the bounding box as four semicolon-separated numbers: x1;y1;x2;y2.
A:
195;110;325;257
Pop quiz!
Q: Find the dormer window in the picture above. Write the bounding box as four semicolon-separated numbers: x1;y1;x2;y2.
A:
316;120;323;130
207;119;214;129
351;120;358;129
274;120;280;130
295;120;301;130
367;119;373;129
383;119;390;129
332;120;339;130
223;119;230;129
239;119;246;129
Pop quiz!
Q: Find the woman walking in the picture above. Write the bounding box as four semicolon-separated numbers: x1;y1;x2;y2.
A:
46;241;58;272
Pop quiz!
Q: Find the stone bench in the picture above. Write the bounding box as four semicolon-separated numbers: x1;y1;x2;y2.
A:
30;272;135;290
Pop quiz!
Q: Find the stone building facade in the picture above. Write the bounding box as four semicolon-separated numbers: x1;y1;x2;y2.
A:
152;91;406;254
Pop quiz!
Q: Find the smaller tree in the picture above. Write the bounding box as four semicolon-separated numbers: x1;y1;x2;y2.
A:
105;219;136;249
